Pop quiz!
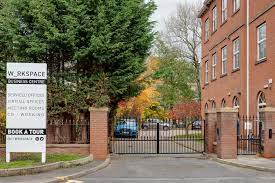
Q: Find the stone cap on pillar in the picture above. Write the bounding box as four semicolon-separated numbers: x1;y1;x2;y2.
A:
259;107;275;113
205;109;217;114
89;107;109;112
216;107;238;113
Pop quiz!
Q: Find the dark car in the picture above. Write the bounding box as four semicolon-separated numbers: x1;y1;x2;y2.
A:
192;120;202;130
114;119;138;138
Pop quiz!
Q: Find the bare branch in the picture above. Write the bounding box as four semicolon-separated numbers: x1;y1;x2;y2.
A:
160;1;202;100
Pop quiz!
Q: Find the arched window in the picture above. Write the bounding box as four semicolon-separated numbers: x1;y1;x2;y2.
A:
205;103;208;112
257;91;266;130
221;99;226;108
233;97;240;109
211;101;216;109
258;91;266;109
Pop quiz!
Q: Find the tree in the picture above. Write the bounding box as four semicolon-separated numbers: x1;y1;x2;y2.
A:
169;101;201;119
116;57;161;118
0;0;156;119
153;39;196;109
160;1;202;100
0;62;6;93
116;86;160;118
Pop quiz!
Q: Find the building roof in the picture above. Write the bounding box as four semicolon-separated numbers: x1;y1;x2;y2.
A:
198;0;214;18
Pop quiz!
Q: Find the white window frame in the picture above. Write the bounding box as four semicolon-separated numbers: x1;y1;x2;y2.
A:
221;99;226;108
258;92;266;109
205;61;209;84
212;6;217;32
257;23;266;61
233;38;240;70
205;103;208;112
205;19;209;41
212;53;217;79
233;0;240;13
222;46;227;75
233;97;240;109
211;101;216;109
222;0;227;23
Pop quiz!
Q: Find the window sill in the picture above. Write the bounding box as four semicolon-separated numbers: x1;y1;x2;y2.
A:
204;83;209;87
255;58;267;65
220;73;227;78
232;8;240;17
211;78;217;82
220;20;227;27
232;68;240;73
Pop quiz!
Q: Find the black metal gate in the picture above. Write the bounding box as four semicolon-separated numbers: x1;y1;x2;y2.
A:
237;116;263;155
110;117;205;154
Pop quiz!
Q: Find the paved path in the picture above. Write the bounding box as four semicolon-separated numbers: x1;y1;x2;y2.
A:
69;155;275;183
111;140;203;154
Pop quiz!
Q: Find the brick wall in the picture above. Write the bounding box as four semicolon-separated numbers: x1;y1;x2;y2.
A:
199;1;275;117
205;110;217;153
216;108;238;159
260;107;275;158
90;107;109;160
0;144;90;156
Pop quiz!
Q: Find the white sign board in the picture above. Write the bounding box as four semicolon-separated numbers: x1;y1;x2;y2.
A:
6;63;47;162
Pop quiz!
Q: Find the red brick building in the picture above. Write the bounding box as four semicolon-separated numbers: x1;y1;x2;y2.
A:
198;0;275;117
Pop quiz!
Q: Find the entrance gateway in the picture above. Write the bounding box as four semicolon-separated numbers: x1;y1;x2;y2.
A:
237;116;263;155
110;117;205;154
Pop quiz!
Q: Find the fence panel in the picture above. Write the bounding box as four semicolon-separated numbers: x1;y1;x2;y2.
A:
0;119;90;144
237;116;263;155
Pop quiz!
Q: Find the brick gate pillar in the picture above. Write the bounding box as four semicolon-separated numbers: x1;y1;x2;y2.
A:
216;108;238;159
89;107;109;160
259;107;275;158
205;110;217;154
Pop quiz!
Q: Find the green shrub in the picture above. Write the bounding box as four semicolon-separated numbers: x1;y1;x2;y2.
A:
0;110;5;136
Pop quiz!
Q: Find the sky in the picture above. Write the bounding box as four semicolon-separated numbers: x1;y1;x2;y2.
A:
151;0;203;32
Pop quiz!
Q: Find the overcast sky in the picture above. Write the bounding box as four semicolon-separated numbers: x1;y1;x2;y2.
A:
151;0;203;32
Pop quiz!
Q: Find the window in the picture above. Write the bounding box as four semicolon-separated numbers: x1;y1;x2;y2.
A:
221;99;226;108
222;0;227;23
205;103;208;112
205;61;209;84
212;6;217;32
211;101;216;109
258;92;266;109
257;23;266;61
233;0;240;13
212;53;217;79
257;91;266;120
233;38;240;69
233;97;240;109
222;46;227;75
205;19;209;41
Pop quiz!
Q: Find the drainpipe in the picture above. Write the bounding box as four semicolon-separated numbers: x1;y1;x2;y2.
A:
246;0;250;118
246;0;250;141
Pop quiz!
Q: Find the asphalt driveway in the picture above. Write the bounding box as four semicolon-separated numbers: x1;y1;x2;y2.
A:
69;155;275;183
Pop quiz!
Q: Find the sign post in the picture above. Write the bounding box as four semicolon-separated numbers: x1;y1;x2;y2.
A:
6;63;47;163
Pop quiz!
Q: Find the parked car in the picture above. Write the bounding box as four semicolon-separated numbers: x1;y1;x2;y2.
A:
142;118;171;131
176;121;186;128
192;120;202;130
114;119;138;138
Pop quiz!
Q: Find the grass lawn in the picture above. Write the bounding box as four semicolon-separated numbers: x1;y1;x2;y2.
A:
0;153;84;169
